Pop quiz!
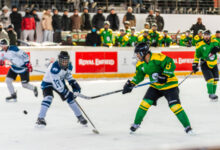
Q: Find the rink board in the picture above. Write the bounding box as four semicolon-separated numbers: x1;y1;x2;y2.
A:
0;46;216;81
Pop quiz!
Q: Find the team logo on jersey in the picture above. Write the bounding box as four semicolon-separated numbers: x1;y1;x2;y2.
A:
208;53;215;60
52;67;58;72
152;73;159;80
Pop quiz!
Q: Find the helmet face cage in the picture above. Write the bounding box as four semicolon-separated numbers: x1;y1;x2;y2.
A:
134;43;150;61
58;51;70;70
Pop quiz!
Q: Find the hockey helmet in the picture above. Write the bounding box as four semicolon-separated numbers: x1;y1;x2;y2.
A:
203;30;211;36
0;38;9;46
134;43;150;61
58;51;70;70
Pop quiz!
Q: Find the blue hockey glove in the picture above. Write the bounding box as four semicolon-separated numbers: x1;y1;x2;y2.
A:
69;80;81;93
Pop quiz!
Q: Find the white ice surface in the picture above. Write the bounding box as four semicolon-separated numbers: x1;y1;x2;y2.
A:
0;78;220;150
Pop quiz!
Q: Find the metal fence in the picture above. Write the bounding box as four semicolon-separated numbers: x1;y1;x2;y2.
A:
0;0;219;14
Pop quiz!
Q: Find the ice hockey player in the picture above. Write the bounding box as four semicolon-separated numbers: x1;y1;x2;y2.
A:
122;43;193;134
192;30;203;46
158;30;172;47
179;30;193;47
148;23;160;47
137;29;150;44
192;30;220;101
0;39;38;102
128;27;138;46
114;28;129;47
211;30;220;44
99;21;113;47
36;51;87;127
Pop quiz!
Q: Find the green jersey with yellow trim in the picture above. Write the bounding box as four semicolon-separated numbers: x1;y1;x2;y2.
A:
99;28;113;44
132;53;178;90
194;39;219;69
192;35;203;46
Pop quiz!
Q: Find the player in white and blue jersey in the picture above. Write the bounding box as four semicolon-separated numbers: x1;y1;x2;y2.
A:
0;39;38;102
36;51;87;127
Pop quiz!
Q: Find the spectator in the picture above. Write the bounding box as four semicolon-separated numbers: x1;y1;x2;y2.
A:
21;8;35;42
61;35;76;46
179;30;193;47
99;21;113;47
190;17;206;36
86;27;101;46
31;8;40;41
192;30;203;46
61;9;71;31
123;7;136;27
140;22;150;34
92;8;105;30
146;10;156;28
52;9;62;43
128;27;138;46
155;9;164;32
0;6;11;29
106;8;119;31
42;9;53;42
137;29;150;44
158;30;172;47
0;23;9;40
7;24;17;45
10;6;22;39
81;7;92;31
83;0;97;10
70;9;81;32
124;21;131;34
148;23;160;47
115;28;129;47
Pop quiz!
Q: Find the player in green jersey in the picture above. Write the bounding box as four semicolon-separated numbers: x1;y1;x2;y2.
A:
192;30;220;101
114;28;129;47
158;30;172;47
148;23;160;47
179;30;193;47
211;30;220;44
122;43;193;134
192;30;203;46
99;21;113;47
128;27;138;46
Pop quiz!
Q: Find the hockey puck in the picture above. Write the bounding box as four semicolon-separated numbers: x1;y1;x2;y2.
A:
23;110;28;115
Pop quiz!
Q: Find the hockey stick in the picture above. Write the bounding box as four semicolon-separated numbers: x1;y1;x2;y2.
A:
33;69;46;74
74;100;100;134
178;71;194;86
74;81;156;100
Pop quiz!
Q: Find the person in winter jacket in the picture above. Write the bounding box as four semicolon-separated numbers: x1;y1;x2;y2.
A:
61;9;71;31
0;23;9;40
42;9;53;42
70;9;81;32
21;8;35;41
92;8;105;30
106;8;119;31
190;17;206;37
52;9;62;43
81;7;92;31
7;24;17;45
146;10;156;28
123;7;136;27
0;6;11;29
10;6;22;39
155;9;164;32
86;27;101;46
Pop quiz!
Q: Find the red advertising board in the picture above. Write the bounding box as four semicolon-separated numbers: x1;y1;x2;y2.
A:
75;52;117;73
162;51;195;71
0;52;30;75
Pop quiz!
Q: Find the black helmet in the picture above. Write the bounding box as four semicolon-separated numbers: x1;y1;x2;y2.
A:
134;43;150;61
58;51;70;70
203;30;211;36
0;38;9;46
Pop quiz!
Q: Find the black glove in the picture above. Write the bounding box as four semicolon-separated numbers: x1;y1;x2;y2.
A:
192;63;199;73
210;46;220;55
122;80;136;94
157;74;168;84
70;80;81;93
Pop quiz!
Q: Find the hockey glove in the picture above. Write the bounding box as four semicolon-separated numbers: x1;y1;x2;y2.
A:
25;62;33;72
210;46;220;55
70;80;81;93
122;80;136;94
157;74;168;84
192;63;199;73
0;60;4;66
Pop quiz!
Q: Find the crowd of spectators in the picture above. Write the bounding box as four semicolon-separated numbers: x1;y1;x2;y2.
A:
0;4;217;48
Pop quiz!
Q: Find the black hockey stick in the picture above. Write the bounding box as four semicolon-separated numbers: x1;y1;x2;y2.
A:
74;100;100;134
178;71;194;86
33;69;46;74
74;81;156;100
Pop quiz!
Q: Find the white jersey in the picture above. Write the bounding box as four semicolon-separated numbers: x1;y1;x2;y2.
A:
41;61;74;93
0;46;29;73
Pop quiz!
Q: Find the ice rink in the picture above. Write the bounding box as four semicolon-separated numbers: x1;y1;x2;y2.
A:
0;77;220;150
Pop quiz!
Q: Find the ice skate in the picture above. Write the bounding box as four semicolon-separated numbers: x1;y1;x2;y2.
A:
36;118;46;128
130;124;140;134
77;115;88;125
209;94;218;102
6;93;17;102
185;126;195;136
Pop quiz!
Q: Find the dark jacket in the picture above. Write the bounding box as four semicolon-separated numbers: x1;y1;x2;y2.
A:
32;13;40;23
190;23;206;36
81;13;92;31
10;11;22;31
61;14;71;31
86;31;101;46
155;15;164;31
123;12;136;27
107;13;119;31
146;14;156;28
92;13;105;30
7;30;17;45
52;14;62;31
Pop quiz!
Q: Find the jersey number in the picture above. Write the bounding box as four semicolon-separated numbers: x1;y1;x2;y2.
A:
53;79;62;88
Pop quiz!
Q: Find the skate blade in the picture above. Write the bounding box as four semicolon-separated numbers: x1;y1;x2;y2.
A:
5;99;17;103
92;129;99;134
130;131;135;135
35;124;46;129
210;98;218;102
186;130;196;136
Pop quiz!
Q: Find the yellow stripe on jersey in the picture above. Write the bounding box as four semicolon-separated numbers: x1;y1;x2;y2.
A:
196;41;206;49
136;61;145;67
207;59;217;68
140;100;151;109
170;104;183;115
150;53;166;62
